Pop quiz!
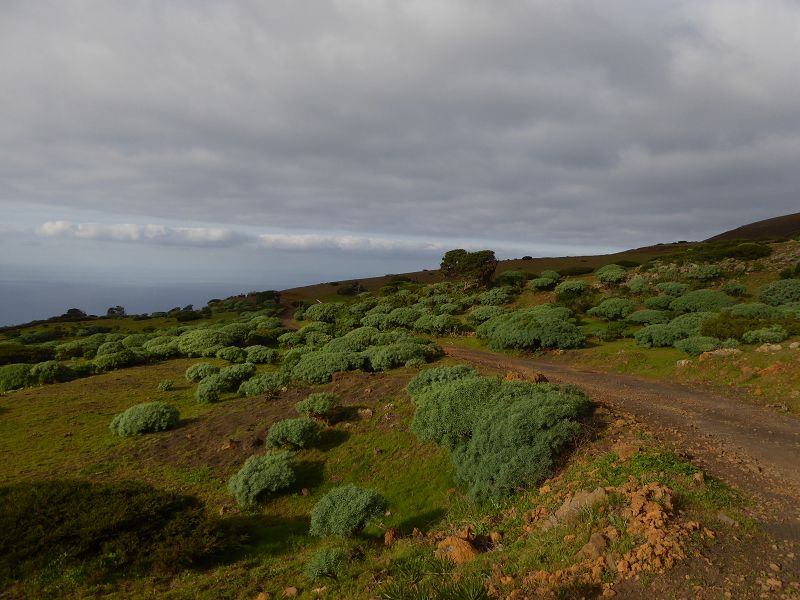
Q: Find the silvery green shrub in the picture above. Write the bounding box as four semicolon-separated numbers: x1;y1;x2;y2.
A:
216;346;247;363
266;418;323;449
185;362;219;383
309;485;388;537
586;298;637;321
245;345;278;364
595;264;627;285
109;402;179;436
227;451;296;508
305;547;348;581
238;372;289;397
674;336;720;356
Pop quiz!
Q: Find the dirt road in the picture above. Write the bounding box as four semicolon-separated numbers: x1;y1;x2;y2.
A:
445;346;800;537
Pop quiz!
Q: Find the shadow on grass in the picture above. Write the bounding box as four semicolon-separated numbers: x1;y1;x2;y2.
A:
331;405;366;424
218;513;311;560
397;508;447;534
292;459;326;491
316;428;350;451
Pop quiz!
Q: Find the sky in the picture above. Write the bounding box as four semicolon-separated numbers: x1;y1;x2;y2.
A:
2;1;800;324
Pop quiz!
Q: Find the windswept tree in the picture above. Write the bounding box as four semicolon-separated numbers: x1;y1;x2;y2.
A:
440;249;498;288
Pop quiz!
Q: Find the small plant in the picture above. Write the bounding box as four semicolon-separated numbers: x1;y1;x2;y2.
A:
296;392;339;419
266;418;323;448
309;485;388;537
674;336;720;356
0;363;31;391
227;451;296;508
157;379;175;392
304;547;348;581
742;325;788;344
110;402;180;436
185;362;220;383
595;264;627;285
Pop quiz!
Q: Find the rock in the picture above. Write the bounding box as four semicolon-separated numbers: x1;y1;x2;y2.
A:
612;442;641;461
256;593;268;600
692;472;705;488
489;531;503;545
577;533;608;560
770;562;782;572
357;408;373;419
676;359;692;368
300;487;310;497
412;527;425;541
311;587;327;596
282;588;298;599
758;362;784;376
555;488;608;523
790;342;800;350
756;343;783;353
716;511;739;527
435;536;479;564
699;348;741;361
384;527;398;546
539;484;551;494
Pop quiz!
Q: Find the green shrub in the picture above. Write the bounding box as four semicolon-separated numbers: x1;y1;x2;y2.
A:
305;547;348;581
238;372;289;397
655;282;689;297
667;312;717;339
360;313;390;330
29;360;74;385
96;341;125;356
386;307;425;329
321;327;379;353
685;264;722;281
93;349;139;372
185;362;220;383
266;418;323;449
0;363;31;391
626;277;649;294
110;402;180;436
309;485;388;537
674;336;720;356
0;342;54;366
760;279;800;306
157;379;174;391
722;281;747;297
595;264;627;285
669;290;735;313
412;314;462;335
644;295;674;310
291;351;363;384
296;392;339;419
364;341;441;372
634;324;675;348
725;303;782;320
698;313;753;341
590;322;628;342
477;287;516;306
304;303;343;323
217;363;257;389
406;365;478;398
626;310;670;325
216;346;246;363
467;305;505;324
245;345;278;364
0;480;226;586
450;383;591;501
196;374;225;403
227;451;296;508
436;302;461;315
540;269;561;282
554;280;597;312
494;270;526;287
586;297;637;321
527;277;557;291
177;329;234;357
742;326;788;344
142;336;180;358
476;308;584;351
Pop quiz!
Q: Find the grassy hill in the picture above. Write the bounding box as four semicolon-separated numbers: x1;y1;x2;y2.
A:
707;211;800;241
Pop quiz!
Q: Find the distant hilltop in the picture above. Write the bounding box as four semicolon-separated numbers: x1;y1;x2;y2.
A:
707;212;800;242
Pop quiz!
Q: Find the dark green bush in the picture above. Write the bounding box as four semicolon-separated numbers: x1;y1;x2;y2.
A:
304;303;343;323
725;303;782;320
245;345;278;364
586;298;637;321
540;270;561;281
699;313;754;340
29;360;74;385
595;264;627;285
363;341;441;371
760;279;800;306
0;342;53;366
296;392;339;419
527;277;557;291
177;329;234;357
494;270;526;287
227;451;296;508
321;327;379;353
634;324;675;348
554;280;598;312
305;547;348;581
476;307;584;351
467;305;505;324
557;265;594;277
412;314;462;335
386;307;425;329
216;346;246;363
266;418;323;449
667;312;717;339
0;480;226;586
92;349;139;372
655;282;689;297
0;363;31;391
110;402;180;436
185;362;220;383
644;295;674;310
669;289;735;313
626;310;670;325
291;351;363;384
742;325;788;344
721;281;747;297
477;286;517;306
196;374;225;403
674;336;720;356
406;365;478;398
217;363;257;389
238;372;289;397
309;485;388;537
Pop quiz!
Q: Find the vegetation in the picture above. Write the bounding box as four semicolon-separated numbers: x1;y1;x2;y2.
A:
305;547;348;581
760;278;800;306
440;249;498;286
295;392;339;419
109;402;180;436
309;485;388;537
227;451;296;508
265;418;323;449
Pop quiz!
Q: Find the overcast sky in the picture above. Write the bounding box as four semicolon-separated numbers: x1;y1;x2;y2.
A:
2;1;800;322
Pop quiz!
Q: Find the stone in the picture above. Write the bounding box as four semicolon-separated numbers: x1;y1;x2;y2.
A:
357;408;373;419
384;527;398;547
756;343;783;353
282;588;298;599
435;536;479;564
555;488;608;523
790;342;800;350
716;511;739;527
489;531;503;545
300;487;310;497
676;359;692;368
256;593;268;600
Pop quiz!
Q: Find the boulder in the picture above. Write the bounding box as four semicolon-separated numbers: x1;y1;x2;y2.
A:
435;536;479;564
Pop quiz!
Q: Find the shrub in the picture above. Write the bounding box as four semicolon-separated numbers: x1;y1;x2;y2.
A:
360;313;390;330
634;324;675;348
266;418;323;449
674;336;720;356
626;277;649;294
644;295;674;310
540;270;561;282
722;281;747;297
595;264;627;285
110;402;180;436
412;314;462;335
386;307;425;329
450;383;591;501
29;360;73;385
96;341;125;356
685;264;721;281
406;365;478;398
655;282;689;297
467;305;505;324
436;302;461;315
93;349;139;372
309;485;388;537
668;312;717;339
305;547;348;581
626;310;670;325
238;372;289;397
476;308;584;351
0;363;31;391
760;279;800;306
157;379;174;391
527;277;557;291
185;362;220;383
586;297;637;321
296;392;339;419
725;303;782;320
699;314;753;341
177;329;234;357
227;451;296;508
494;270;526;287
216;346;246;363
292;351;363;384
364;341;441;371
554;280;597;312
196;374;225;403
477;287;516;306
742;326;788;344
304;303;342;323
217;363;257;389
245;345;278;364
0;480;226;585
321;327;379;353
0;342;54;366
669;290;735;313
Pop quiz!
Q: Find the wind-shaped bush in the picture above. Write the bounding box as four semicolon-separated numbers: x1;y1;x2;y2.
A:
185;362;219;383
309;485;388;537
304;303;343;323
595;264;627;285
528;277;557;291
476;307;584;351
266;418;323;449
227;451;296;508
669;290;735;313
296;392;339;419
291;351;363;384
587;298;637;321
110;402;180;436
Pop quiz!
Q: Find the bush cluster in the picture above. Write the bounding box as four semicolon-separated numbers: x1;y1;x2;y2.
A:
93;349;140;372
266;418;323;449
644;295;674;310
760;279;800;306
177;329;234;357
477;287;516;306
586;297;637;321
742;325;788;344
406;365;477;398
296;392;339;419
674;336;720;356
669;289;736;313
467;305;505;324
109;402;180;436
216;346;246;363
227;451;296;508
185;362;220;383
363;341;441;371
626;310;670;325
0;363;31;391
29;360;74;385
309;485;388;537
626;277;649;294
655;282;689;297
595;264;627;285
238;372;289;397
412;314;462;335
245;345;278;364
527;277;557;291
476;307;584;351
291;351;363;384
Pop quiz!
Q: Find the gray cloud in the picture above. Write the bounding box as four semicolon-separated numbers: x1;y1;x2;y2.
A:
2;0;800;255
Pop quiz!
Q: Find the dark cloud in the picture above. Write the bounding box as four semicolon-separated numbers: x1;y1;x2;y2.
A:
2;0;800;256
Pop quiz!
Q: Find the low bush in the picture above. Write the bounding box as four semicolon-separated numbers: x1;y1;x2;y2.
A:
476;307;584;351
386;307;425;329
760;279;800;306
412;314;462;335
177;329;234;357
360;313;390;330
296;392;339;419
699;314;753;341
674;336;720;356
364;341;441;371
0;342;53;366
626;277;649;294
305;547;348;581
93;349;139;372
595;264;627;285
238;372;289;397
467;305;505;324
96;341;125;356
227;451;296;508
634;324;675;348
554;280;598;312
586;297;637;321
29;360;74;385
722;281;747;297
245;345;278;364
0;363;31;391
644;295;674;310
196;374;225;403
685;264;722;281
216;346;246;363
157;379;174;391
527;277;557;291
557;265;594;277
655;282;689;297
494;270;526;287
185;362;220;383
668;312;717;339
0;480;226;586
304;303;342;323
626;309;670;325
477;287;517;306
266;418;323;449
217;363;257;389
669;290;736;313
725;303;782;320
406;365;478;398
540;269;561;281
291;351;363;384
321;327;379;354
742;326;788;344
110;402;180;436
309;485;388;537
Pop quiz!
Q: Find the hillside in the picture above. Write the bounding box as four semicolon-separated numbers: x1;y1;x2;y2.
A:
707;211;800;242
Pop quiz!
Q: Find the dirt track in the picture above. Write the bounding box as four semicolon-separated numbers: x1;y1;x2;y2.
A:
445;346;800;538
